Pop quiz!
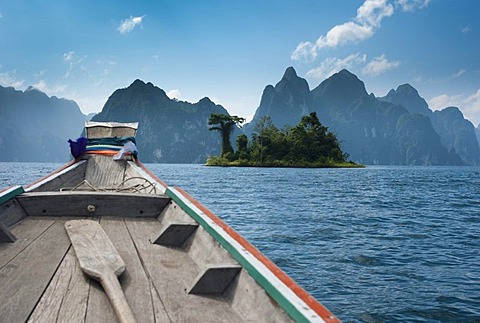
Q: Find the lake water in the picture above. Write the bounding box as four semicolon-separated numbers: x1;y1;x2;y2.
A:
1;162;479;322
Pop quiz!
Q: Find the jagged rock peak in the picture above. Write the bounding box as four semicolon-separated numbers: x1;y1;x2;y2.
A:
327;69;366;91
122;79;169;100
198;97;215;105
385;84;420;99
436;106;464;118
129;79;156;89
381;83;431;116
282;66;298;80
24;86;49;99
335;69;364;84
396;83;419;94
312;69;368;102
276;66;310;94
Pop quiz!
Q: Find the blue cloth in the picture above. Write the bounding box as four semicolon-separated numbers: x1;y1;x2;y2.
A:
68;137;88;158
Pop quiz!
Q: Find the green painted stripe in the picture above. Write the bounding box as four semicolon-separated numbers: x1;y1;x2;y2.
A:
165;187;312;323
0;186;24;205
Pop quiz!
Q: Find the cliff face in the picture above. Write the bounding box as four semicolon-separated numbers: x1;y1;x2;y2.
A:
0;85;86;162
2;68;478;165
244;67;313;134
431;107;480;165
381;86;480;165
245;67;473;165
92;80;228;163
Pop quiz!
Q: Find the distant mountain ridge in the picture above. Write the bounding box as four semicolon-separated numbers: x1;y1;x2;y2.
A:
91;79;226;163
245;67;480;166
1;68;479;165
0;85;86;162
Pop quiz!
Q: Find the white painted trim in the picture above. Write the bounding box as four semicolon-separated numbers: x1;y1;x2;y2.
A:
0;185;22;197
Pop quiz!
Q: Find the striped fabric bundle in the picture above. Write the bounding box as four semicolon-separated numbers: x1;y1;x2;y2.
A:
85;137;137;156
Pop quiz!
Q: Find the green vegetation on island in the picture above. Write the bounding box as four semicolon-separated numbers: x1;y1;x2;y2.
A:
207;112;363;168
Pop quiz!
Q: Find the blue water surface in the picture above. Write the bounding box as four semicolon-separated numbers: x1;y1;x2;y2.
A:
1;162;479;322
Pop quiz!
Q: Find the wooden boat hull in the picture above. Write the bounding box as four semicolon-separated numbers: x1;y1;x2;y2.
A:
0;142;338;322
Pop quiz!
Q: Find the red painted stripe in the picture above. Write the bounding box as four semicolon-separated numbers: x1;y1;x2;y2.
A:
0;186;13;193
135;159;168;189
24;159;78;189
174;186;339;323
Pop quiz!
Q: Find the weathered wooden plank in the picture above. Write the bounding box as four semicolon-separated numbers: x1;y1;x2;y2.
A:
17;191;170;217
86;279;118;323
149;277;172;322
25;160;87;193
0;219;71;323
124;217;243;322
85;155;127;189
185;225;239;270
0;217;55;269
100;217;162;322
65;219;135;323
28;248;90;323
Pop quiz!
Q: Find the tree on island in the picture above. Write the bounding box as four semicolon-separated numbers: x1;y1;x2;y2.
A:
207;112;360;167
208;114;246;158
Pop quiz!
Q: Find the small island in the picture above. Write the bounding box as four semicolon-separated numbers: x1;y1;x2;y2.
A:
207;112;363;168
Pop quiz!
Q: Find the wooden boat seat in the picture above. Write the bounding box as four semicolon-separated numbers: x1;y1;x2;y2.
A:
16;191;170;218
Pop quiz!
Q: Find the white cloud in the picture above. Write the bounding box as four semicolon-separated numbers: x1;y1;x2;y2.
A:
306;53;367;80
362;54;400;76
32;80;67;96
292;0;393;62
316;22;374;49
428;94;459;111
291;41;316;62
395;0;430;12
306;53;399;80
464;89;480;126
357;0;394;28
0;71;24;88
451;69;466;78
428;89;480;126
118;16;145;34
462;24;472;33
427;69;468;84
292;0;430;63
166;89;181;100
63;51;75;62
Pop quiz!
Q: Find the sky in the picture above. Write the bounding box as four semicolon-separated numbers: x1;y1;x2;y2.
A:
1;0;479;126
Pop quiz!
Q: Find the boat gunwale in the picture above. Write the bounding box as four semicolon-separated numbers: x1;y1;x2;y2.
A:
166;186;339;323
24;159;86;192
1;158;339;322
